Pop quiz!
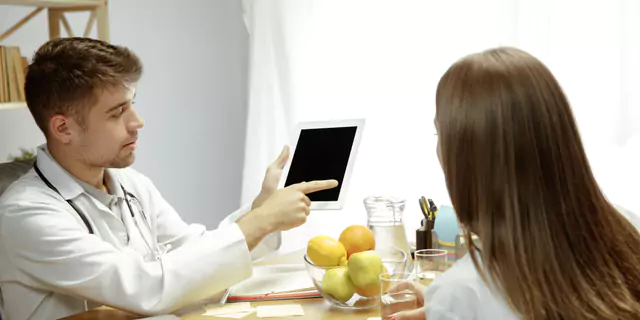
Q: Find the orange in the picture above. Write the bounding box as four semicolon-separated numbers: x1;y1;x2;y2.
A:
354;284;379;298
338;225;376;258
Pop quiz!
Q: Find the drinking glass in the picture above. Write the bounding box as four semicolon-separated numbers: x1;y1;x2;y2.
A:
379;272;418;320
414;249;448;286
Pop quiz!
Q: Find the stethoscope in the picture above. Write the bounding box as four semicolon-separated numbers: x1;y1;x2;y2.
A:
33;161;160;260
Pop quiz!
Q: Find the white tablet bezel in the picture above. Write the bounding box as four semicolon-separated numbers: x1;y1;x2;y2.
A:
277;118;365;210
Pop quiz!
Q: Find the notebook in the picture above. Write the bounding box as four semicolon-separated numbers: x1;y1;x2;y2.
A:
228;264;320;302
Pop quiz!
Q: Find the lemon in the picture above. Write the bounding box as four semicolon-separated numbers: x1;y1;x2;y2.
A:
307;235;348;266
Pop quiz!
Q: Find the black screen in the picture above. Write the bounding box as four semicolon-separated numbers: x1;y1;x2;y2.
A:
284;126;358;201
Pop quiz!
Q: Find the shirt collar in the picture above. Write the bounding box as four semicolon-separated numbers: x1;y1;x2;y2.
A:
35;144;125;201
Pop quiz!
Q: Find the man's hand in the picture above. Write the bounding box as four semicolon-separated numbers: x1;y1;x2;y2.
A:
252;146;290;210
258;180;338;231
237;179;338;250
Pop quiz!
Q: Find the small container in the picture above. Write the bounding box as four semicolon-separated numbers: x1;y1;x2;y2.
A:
415;221;439;251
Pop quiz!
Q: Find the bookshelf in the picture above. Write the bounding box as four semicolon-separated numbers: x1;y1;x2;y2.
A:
0;0;109;109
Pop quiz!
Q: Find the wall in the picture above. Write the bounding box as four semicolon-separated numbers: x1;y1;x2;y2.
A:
0;0;249;227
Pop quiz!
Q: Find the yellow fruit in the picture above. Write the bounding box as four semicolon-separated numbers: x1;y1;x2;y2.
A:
348;250;384;296
380;265;391;293
339;225;375;258
322;267;356;303
354;265;390;297
307;235;347;266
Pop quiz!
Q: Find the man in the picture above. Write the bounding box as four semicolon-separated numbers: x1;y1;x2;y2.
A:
0;37;337;320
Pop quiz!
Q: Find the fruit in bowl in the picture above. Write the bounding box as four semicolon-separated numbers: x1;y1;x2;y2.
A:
307;235;347;266
339;225;375;258
321;267;355;302
304;225;407;309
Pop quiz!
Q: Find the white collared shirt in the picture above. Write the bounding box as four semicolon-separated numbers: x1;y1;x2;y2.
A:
0;144;280;320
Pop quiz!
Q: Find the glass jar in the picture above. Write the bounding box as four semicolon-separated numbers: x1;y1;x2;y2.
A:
364;196;414;274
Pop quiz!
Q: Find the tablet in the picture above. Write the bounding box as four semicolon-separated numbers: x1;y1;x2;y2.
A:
278;119;365;210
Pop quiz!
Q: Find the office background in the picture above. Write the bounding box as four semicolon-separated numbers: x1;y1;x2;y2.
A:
1;0;639;254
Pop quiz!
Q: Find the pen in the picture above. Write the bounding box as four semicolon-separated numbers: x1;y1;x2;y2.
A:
219;288;231;306
418;197;430;222
421;196;433;221
428;198;438;221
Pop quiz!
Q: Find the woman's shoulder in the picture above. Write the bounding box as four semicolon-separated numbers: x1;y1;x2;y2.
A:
614;204;640;230
424;254;521;320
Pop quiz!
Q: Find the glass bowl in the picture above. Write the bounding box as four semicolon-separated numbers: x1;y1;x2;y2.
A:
303;247;408;309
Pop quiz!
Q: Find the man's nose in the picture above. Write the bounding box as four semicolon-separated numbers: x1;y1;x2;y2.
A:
128;107;145;130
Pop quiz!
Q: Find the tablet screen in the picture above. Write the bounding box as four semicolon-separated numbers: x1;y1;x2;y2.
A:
284;126;358;201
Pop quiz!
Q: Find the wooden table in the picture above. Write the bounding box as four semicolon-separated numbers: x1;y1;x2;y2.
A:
60;250;382;320
61;298;380;320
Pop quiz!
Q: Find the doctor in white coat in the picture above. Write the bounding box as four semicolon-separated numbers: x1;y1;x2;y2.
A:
0;38;338;320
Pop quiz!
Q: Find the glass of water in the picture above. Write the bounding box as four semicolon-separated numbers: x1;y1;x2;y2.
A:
379;272;418;320
414;249;448;286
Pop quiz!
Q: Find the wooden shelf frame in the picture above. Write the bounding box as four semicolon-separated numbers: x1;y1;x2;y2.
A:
0;1;103;7
0;0;110;108
0;0;109;43
0;101;27;110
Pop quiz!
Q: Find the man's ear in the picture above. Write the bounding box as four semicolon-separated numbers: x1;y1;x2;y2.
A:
49;114;77;144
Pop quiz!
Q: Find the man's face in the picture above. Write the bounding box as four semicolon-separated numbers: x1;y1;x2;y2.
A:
74;85;144;169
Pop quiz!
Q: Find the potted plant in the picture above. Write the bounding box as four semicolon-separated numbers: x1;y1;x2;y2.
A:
7;148;36;162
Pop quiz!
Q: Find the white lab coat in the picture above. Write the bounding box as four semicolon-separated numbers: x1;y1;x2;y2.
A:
0;145;280;320
423;205;640;320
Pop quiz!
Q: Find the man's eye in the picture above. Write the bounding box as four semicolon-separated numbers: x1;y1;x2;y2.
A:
112;107;125;117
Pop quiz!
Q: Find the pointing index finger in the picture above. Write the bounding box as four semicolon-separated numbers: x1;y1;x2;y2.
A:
296;180;339;194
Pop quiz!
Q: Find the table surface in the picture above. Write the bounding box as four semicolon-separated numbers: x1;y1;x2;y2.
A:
60;298;380;320
60;250;384;320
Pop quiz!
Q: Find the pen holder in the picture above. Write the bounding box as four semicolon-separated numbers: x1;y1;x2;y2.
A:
416;225;438;250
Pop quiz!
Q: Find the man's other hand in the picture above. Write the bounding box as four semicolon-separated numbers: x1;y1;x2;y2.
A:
252;145;289;210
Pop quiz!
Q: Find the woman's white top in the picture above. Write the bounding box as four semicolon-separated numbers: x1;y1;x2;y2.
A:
424;205;640;320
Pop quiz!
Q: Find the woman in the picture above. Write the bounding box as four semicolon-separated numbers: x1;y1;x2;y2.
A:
392;47;640;320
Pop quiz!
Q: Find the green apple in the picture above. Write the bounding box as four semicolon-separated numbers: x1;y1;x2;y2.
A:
322;267;356;303
347;250;384;295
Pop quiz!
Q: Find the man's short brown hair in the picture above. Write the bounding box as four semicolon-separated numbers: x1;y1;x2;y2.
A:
25;37;143;135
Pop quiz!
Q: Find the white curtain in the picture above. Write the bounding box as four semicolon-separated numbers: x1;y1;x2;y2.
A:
241;0;640;253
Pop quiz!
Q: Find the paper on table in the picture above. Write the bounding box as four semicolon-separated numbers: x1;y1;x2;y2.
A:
203;302;252;316
256;304;304;318
213;309;256;319
230;265;315;296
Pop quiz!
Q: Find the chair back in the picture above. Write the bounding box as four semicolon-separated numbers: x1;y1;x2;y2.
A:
0;158;35;319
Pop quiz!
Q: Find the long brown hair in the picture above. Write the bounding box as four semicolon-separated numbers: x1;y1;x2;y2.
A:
435;47;640;319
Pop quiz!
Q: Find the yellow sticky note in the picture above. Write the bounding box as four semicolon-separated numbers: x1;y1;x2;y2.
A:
204;302;252;316
256;304;304;318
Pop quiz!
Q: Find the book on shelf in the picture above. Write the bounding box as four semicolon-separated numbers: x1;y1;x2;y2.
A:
0;45;28;104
